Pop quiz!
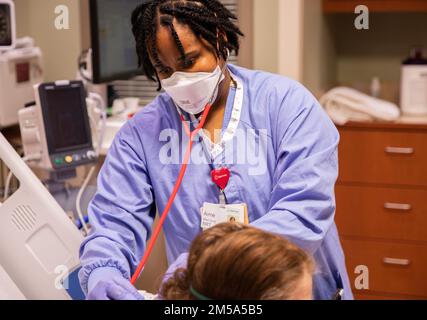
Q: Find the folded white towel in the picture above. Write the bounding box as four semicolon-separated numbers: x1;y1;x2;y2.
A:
319;87;400;125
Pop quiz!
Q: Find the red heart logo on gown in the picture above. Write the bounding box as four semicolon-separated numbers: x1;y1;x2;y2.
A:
211;167;230;191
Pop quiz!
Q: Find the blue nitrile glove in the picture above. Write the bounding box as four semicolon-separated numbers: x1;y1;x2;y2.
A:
86;267;144;300
157;253;189;300
161;253;189;284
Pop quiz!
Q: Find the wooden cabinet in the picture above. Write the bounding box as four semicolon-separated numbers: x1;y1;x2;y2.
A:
335;122;427;300
342;239;427;297
323;0;427;13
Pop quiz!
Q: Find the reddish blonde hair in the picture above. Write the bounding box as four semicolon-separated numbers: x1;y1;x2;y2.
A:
161;223;314;300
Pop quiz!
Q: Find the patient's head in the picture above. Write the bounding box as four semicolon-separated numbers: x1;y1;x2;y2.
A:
161;223;314;300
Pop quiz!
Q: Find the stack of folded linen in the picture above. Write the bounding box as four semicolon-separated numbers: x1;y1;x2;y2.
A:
319;87;400;125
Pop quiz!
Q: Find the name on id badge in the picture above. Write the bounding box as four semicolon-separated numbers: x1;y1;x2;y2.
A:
201;202;248;230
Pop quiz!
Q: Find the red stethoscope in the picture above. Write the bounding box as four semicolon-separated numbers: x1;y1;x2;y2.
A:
130;103;211;284
130;81;231;284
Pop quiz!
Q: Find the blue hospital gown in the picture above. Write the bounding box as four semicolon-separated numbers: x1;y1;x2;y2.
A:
78;64;353;300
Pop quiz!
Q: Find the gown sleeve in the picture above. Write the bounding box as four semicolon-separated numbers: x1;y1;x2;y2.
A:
251;84;340;254
78;121;156;294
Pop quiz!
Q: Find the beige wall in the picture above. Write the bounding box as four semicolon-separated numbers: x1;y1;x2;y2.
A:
278;0;304;80
237;0;254;69
253;0;279;73
253;0;335;96
14;0;29;37
274;0;336;96
14;0;82;81
302;0;336;96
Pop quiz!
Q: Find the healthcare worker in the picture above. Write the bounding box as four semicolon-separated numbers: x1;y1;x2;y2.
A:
79;0;353;300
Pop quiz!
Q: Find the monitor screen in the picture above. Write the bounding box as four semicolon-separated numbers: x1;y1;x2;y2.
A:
40;82;92;154
90;0;145;84
0;3;13;47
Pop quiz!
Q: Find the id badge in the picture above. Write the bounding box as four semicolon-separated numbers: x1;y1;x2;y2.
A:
200;202;249;230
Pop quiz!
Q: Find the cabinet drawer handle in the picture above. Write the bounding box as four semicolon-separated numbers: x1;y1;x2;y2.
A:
385;147;414;155
384;203;412;211
383;258;411;266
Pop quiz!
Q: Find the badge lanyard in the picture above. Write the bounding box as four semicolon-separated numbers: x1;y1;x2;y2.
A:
182;72;244;205
181;114;229;204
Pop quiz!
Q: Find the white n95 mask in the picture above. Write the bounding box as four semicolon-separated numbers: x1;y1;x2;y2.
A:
161;65;225;115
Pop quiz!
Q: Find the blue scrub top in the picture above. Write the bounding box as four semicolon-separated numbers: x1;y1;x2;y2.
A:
79;64;353;300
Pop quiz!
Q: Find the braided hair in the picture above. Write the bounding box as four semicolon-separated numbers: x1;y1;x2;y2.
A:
131;0;244;91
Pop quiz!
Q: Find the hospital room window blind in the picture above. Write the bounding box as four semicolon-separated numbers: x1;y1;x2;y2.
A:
111;0;239;104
